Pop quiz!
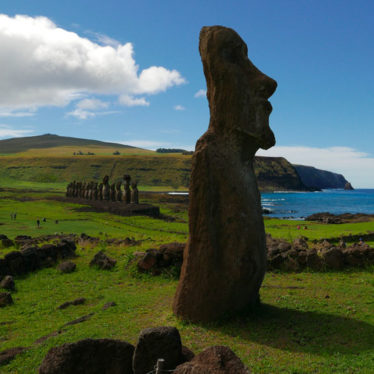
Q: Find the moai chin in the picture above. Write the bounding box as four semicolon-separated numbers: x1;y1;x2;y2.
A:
173;26;277;322
131;181;139;204
123;174;131;204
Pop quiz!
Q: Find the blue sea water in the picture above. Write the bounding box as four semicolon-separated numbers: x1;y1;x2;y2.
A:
261;189;374;219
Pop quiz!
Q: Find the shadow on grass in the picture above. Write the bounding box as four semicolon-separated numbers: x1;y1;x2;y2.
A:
209;304;374;356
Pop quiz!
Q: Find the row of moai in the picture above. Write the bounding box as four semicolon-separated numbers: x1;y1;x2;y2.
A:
66;174;139;204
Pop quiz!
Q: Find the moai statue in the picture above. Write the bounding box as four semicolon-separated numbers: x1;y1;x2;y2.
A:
131;181;139;204
93;183;99;200
88;182;94;200
110;183;116;201
102;175;110;200
71;181;76;197
116;181;122;201
173;26;277;322
66;182;71;197
77;182;82;198
81;182;86;198
123;174;131;204
85;183;90;199
98;183;103;200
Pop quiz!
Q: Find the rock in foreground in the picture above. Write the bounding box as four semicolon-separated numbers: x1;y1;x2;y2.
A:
133;326;183;374
174;346;250;374
39;338;134;374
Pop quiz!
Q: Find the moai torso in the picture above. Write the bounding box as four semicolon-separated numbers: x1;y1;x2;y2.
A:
98;183;103;200
110;183;116;201
93;183;98;200
102;176;110;200
131;182;139;204
123;175;131;204
116;181;122;201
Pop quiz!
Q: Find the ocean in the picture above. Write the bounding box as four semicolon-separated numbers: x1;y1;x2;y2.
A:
261;189;374;219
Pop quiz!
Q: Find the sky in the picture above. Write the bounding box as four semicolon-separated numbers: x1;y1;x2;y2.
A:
0;0;373;187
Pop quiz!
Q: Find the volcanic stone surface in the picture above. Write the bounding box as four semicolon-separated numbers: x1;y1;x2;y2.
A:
173;26;277;322
174;346;250;374
38;338;134;374
133;326;183;374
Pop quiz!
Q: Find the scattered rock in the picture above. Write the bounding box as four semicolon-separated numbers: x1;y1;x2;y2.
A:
58;298;86;310
34;331;61;345
174;346;250;373
0;347;27;366
1;238;14;248
320;247;344;269
292;237;308;251
57;261;76;273
133;326;183;374
181;346;195;362
102;301;117;310
89;251;116;270
61;313;94;328
39;338;134;374
0;292;13;307
0;275;15;291
0;240;76;278
137;250;157;271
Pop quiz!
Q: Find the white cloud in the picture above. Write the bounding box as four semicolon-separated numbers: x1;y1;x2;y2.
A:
257;145;374;188
76;98;109;110
0;14;186;111
0;124;34;138
194;89;206;98
85;31;120;48
0;109;35;117
174;105;185;111
66;108;96;120
66;98;116;119
119;95;150;107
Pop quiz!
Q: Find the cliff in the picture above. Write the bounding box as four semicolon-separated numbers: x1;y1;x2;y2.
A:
254;157;307;191
293;164;348;189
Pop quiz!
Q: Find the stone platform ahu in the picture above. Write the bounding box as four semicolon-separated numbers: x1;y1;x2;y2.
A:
173;26;277;322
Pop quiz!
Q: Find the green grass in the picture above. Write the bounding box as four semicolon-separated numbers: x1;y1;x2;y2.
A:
264;218;374;243
0;189;373;373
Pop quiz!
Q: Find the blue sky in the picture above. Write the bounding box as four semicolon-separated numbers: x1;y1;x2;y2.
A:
0;0;373;187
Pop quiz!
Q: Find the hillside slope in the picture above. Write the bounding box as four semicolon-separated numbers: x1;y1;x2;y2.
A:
0;134;348;191
293;164;348;189
0;134;142;154
0;153;306;191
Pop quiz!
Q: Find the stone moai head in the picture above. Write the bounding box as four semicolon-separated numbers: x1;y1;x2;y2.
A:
131;181;137;189
199;26;277;155
116;181;122;190
103;175;109;184
123;174;131;185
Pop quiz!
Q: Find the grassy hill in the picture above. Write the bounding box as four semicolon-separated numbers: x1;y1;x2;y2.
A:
0;134;307;191
0;133;150;155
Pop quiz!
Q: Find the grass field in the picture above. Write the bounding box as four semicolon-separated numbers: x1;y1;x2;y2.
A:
0;186;373;373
